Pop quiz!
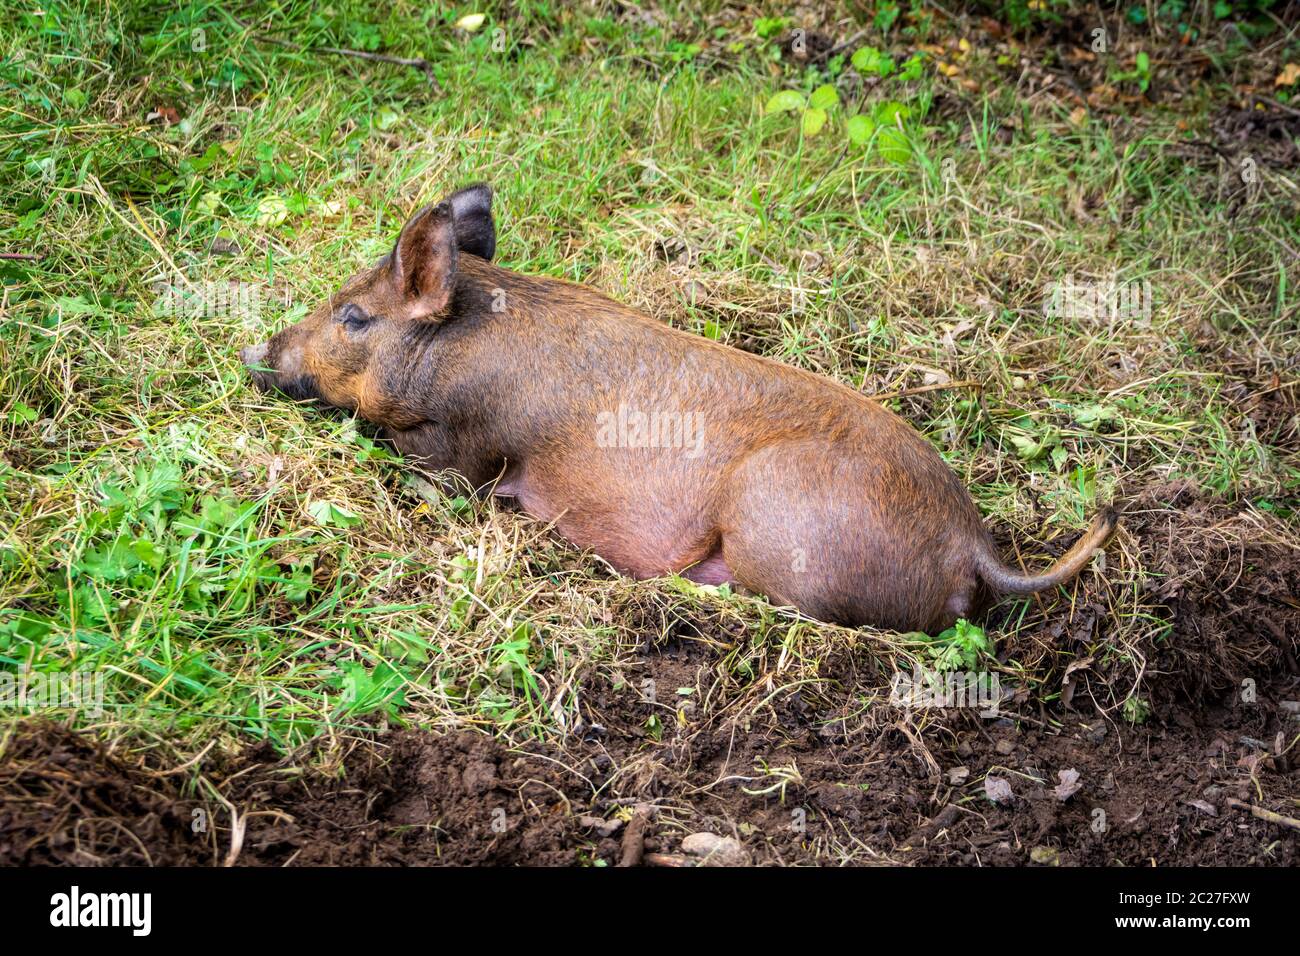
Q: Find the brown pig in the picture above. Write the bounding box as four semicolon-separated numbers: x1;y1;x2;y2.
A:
241;183;1117;633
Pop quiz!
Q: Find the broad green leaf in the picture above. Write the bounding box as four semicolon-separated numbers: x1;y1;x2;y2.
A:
809;84;839;110
877;127;912;163
846;114;875;146
1009;433;1047;460
339;660;407;715
764;89;806;113
851;45;895;77
898;53;925;81
801;107;828;137
307;500;362;528
54;295;106;317
872;100;911;125
874;2;901;33
1072;402;1119;429
131;538;166;569
252;194;288;228
1050;445;1069;472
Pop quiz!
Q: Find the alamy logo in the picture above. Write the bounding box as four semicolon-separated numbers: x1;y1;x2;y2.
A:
151;279;279;327
595;403;704;458
49;886;151;936
889;666;1002;717
0;668;105;717
1042;276;1152;324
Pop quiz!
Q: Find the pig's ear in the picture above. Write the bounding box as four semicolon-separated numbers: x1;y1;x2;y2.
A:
391;200;459;320
446;182;495;261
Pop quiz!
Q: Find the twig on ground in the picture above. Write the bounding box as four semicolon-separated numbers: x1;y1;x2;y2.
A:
899;803;962;849
142;739;218;778
1249;94;1300;120
868;379;982;402
1225;797;1300;832
0;252;41;261
616;803;654;867
821;29;868;61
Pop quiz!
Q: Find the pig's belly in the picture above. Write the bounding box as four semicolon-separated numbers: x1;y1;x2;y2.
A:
487;435;980;632
492;471;734;585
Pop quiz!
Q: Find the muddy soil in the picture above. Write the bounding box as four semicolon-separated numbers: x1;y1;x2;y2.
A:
2;484;1296;866
0;724;596;866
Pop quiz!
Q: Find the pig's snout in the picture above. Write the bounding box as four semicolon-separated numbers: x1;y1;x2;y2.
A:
240;341;274;393
240;336;323;404
240;342;269;367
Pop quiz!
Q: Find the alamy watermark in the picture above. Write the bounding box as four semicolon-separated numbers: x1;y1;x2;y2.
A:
1042;275;1153;325
0;667;106;718
889;665;1002;718
49;886;150;936
152;278;283;328
595;403;705;459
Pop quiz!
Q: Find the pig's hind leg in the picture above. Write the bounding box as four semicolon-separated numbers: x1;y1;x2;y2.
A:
680;548;735;586
708;443;900;627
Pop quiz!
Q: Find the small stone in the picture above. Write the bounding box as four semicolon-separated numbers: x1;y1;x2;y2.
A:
680;832;752;867
995;739;1015;755
984;776;1015;805
681;279;709;305
577;815;624;838
1030;845;1060;866
1081;722;1108;745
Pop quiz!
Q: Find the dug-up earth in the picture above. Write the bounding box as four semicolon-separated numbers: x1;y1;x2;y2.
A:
2;485;1297;867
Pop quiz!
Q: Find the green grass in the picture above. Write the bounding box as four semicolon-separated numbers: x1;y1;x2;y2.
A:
1;1;1297;752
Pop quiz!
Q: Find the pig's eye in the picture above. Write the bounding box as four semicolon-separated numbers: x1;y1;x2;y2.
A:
338;304;372;332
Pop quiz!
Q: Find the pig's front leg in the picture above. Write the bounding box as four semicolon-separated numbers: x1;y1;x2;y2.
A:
385;421;507;498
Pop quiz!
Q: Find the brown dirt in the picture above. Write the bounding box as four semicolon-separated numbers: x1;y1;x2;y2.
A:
1213;106;1300;171
0;724;596;866
1226;371;1300;457
2;485;1297;866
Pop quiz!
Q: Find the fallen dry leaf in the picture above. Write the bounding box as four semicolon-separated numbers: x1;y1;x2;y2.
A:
918;364;951;387
1054;768;1083;802
985;775;1014;804
1275;63;1300;88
